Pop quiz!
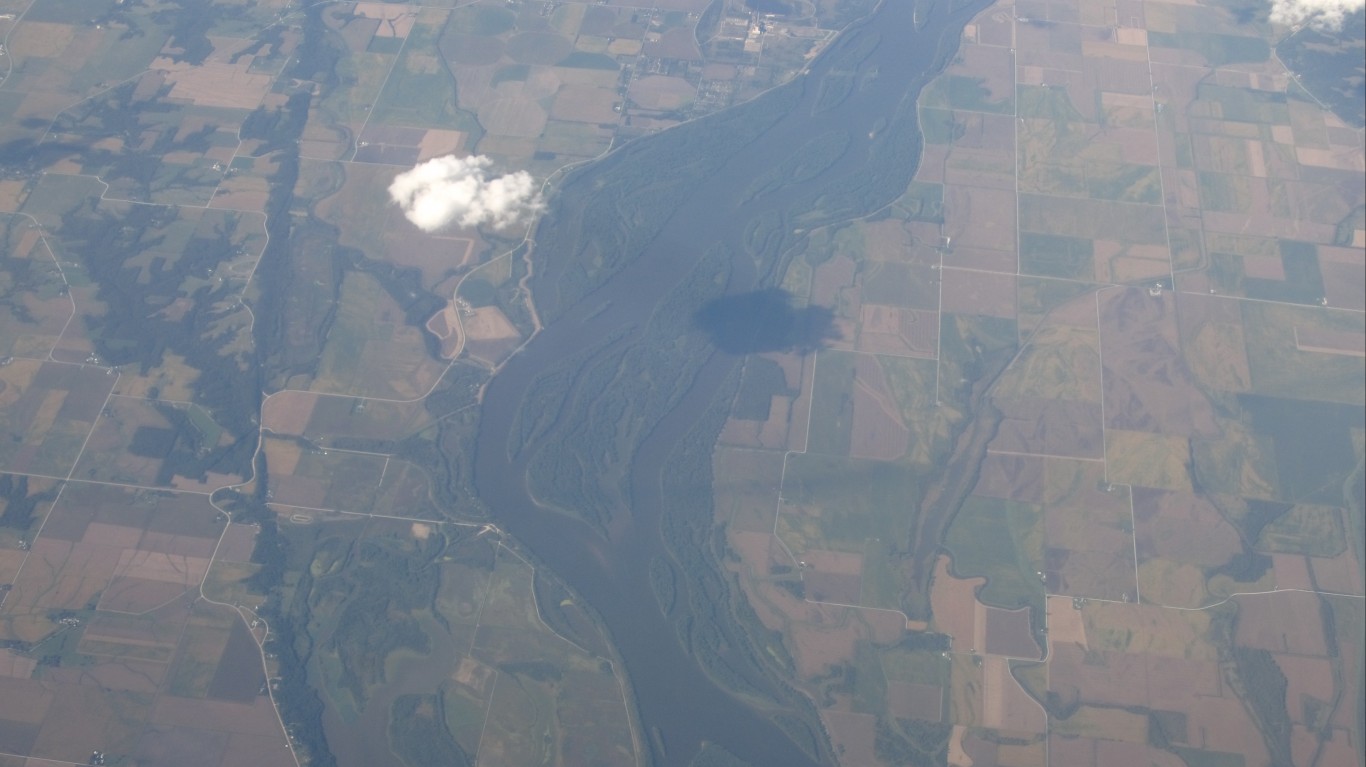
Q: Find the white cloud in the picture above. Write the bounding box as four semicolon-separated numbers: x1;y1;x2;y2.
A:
1270;0;1363;30
389;155;542;232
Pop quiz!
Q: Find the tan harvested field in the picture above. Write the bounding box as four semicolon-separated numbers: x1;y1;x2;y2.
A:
74;396;244;489
643;27;703;60
788;614;863;679
272;391;433;445
416;128;467;161
1176;292;1252;392
216;524;258;564
1097;288;1219;436
943;147;1016;190
465;338;523;369
426;303;464;360
2;538;122;640
1276;653;1335;725
210;174;271;211
854;306;939;356
113;548;211;586
947;245;1016;273
821;711;879;767
99;577;194;613
981;655;1044;732
606;0;708;9
858;218;917;262
990;398;1105;458
974;451;1048;503
1049;642;1222;711
810;254;856;306
995;323;1102;403
462;305;520;343
1105;430;1194;491
1131;488;1242;567
1081;601;1215;660
1092;240;1169;283
264;440;388;511
718;392;796;450
929;555;984;650
262;434;303;478
1040;458;1137;599
1296;326;1366;357
153;47;275;110
25;685;153;763
728;531;779;577
720;352;808;453
1309;548;1365;595
382;230;476;288
47;657;167;696
948;653;985;726
478;93;549;138
984;606;1040;659
944;186;1017;252
0;360;114;477
713;447;786;533
311;162;406;258
1234;591;1328;655
1045;595;1088;651
550;86;620;124
887;680;943;721
149;694;285;736
354;2;418;37
311;273;449;400
848;355;909;460
261;390;319;436
628;76;696;111
1050;735;1187;767
940;267;1017;319
804;569;861;604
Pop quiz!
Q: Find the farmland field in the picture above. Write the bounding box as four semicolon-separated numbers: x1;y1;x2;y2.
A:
0;0;1360;765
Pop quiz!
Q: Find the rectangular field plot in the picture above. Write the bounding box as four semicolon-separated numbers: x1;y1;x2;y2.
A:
1043;458;1137;601
310;272;450;400
1098;287;1219;437
0;486;286;760
718;353;807;452
72;396;243;491
805;351;957;465
0;482;220;642
775;452;927;611
0;216;71;359
943;495;1045;619
1239;301;1365;404
467;551;637;767
44;74;248;206
0;360;113;477
1019;194;1169;247
263;434;439;518
285;518;637;767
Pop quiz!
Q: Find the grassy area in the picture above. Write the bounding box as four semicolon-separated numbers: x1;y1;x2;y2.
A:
1241;302;1364;404
807;351;857;456
782;453;924;555
1020;232;1095;280
943;496;1045;616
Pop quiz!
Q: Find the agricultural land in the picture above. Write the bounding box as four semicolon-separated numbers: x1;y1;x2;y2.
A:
714;0;1366;764
0;0;1357;764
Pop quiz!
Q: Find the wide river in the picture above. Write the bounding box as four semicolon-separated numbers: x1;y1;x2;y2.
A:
473;0;992;764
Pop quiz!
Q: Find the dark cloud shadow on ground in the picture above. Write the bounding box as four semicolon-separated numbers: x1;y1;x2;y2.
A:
693;288;840;355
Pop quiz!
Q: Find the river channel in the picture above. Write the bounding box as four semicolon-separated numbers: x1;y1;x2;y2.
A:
472;1;993;764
